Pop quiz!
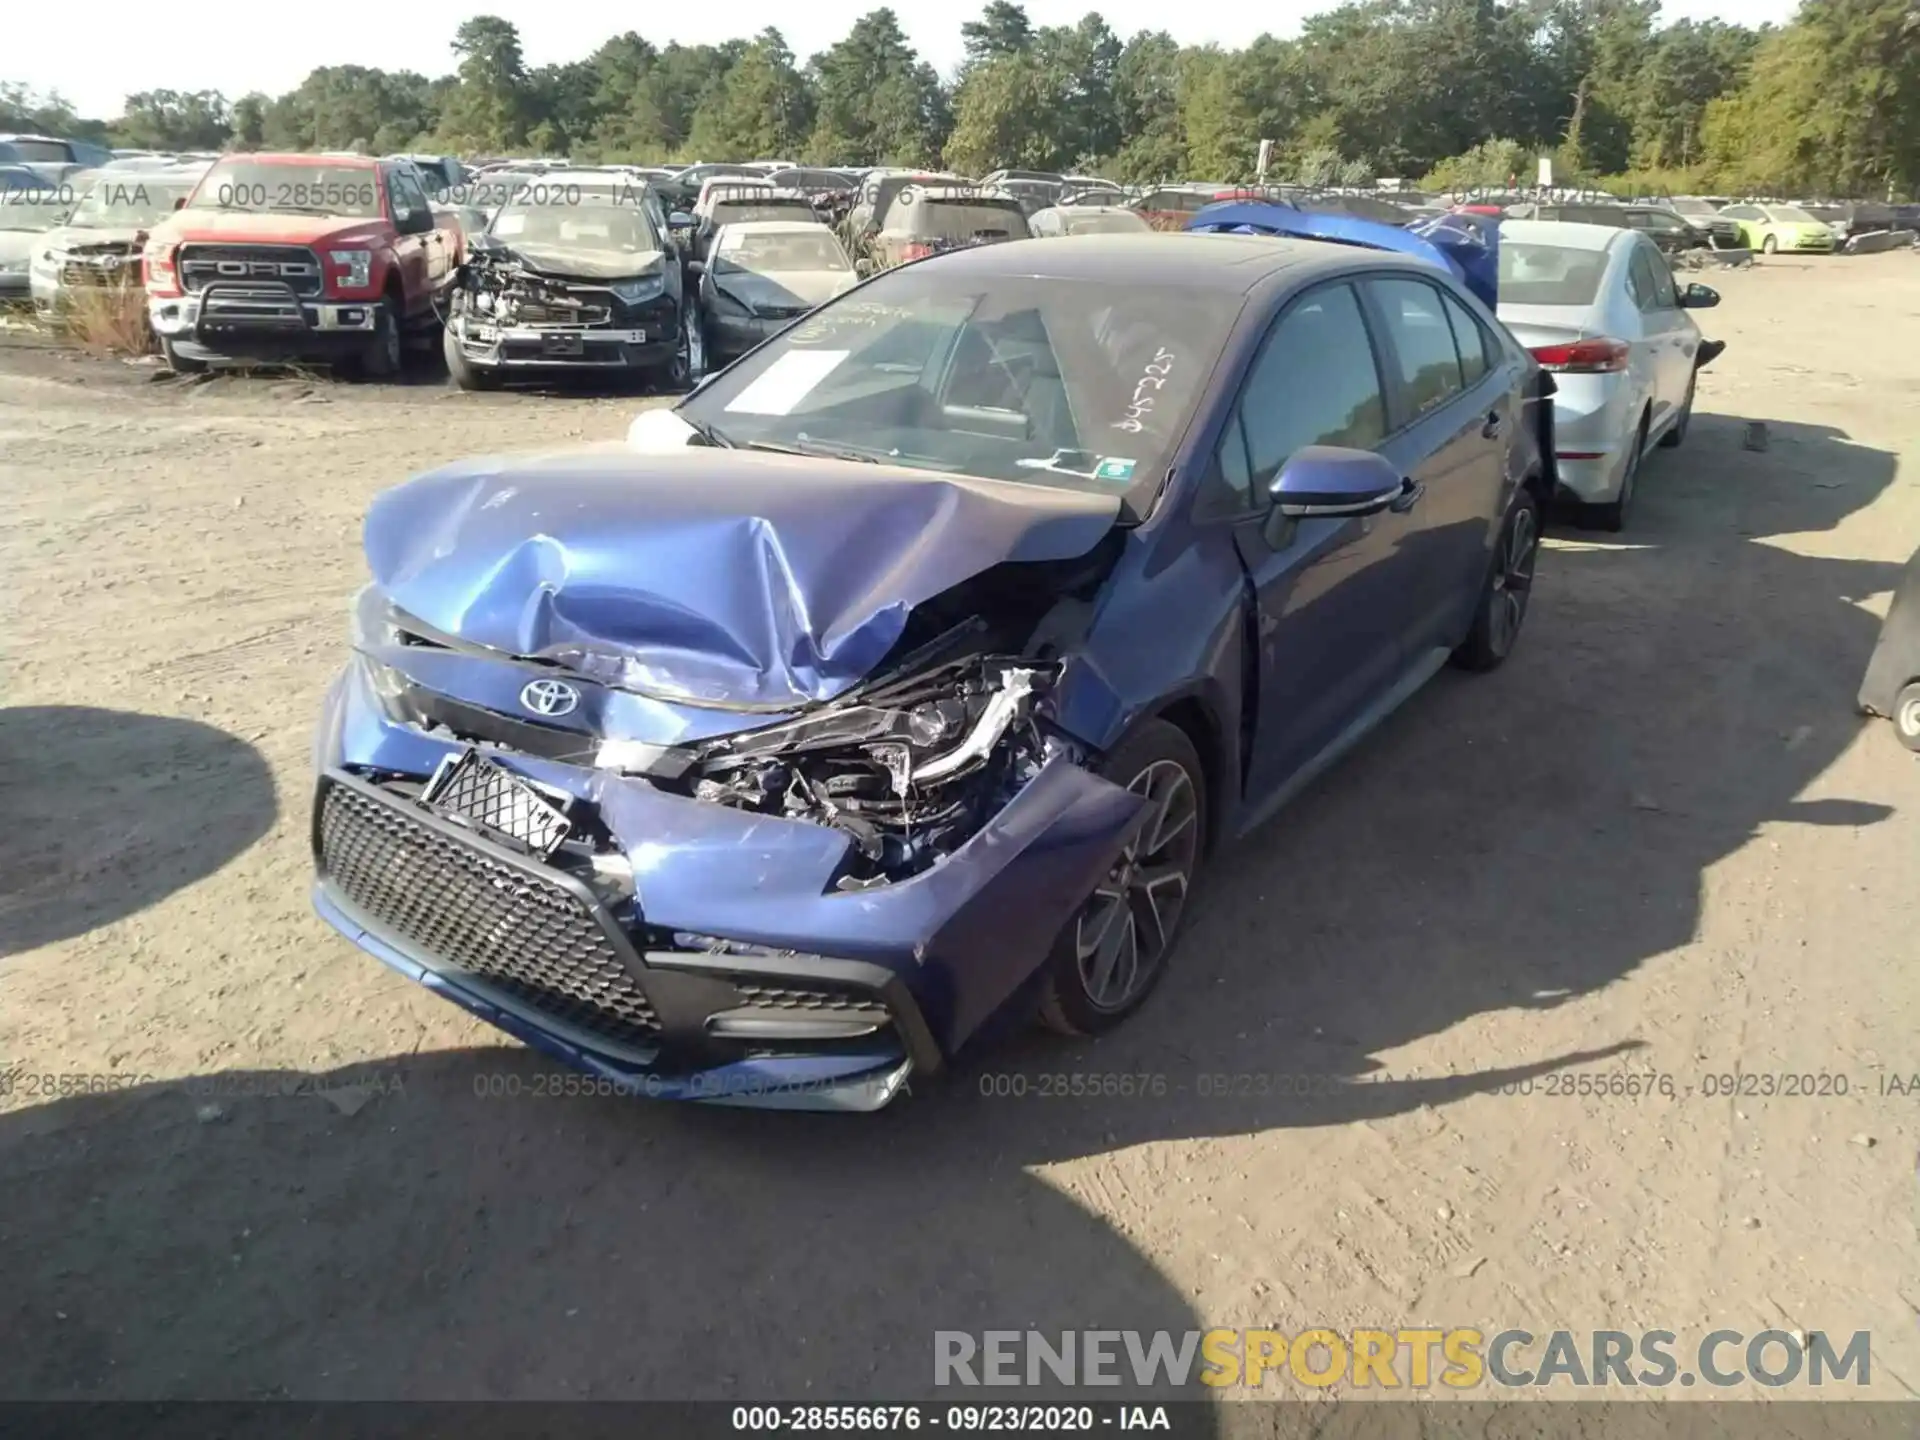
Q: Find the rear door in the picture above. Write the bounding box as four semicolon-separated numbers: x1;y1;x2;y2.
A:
1215;280;1425;808
1361;275;1512;651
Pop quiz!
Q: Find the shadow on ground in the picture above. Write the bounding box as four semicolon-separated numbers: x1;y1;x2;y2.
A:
0;707;277;958
0;415;1903;1405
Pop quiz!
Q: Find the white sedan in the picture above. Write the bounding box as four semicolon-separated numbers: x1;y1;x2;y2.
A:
1496;219;1723;531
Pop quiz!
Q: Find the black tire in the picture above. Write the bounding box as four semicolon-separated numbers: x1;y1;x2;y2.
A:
1452;486;1542;673
1038;719;1207;1037
159;336;206;374
664;312;706;391
442;322;495;391
357;295;403;379
1895;681;1920;754
1586;414;1647;533
1659;376;1694;448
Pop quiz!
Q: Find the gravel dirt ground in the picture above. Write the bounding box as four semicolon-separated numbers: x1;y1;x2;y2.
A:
2;254;1918;1410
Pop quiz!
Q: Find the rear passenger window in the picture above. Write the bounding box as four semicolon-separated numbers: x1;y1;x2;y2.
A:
1626;248;1659;310
1440;291;1490;387
1371;278;1465;420
1644;246;1678;308
1204;282;1386;513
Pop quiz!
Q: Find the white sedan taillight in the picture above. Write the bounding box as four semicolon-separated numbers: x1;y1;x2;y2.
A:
1528;338;1630;373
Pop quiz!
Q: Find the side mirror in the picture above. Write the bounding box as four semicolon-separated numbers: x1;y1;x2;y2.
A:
854;257;874;277
1268;447;1408;519
685;258;705;275
1680;283;1720;309
173;196;186;210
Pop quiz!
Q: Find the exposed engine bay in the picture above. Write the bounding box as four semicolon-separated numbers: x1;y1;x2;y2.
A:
653;537;1120;886
450;248;611;328
684;645;1058;888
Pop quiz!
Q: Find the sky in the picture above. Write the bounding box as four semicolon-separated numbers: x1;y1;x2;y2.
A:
18;0;1804;123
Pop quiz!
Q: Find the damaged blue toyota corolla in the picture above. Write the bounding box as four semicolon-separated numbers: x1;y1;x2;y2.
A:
312;227;1555;1110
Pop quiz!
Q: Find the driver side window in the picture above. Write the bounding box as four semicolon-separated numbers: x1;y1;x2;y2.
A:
1201;281;1388;517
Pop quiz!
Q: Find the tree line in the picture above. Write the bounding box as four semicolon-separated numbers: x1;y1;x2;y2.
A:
4;0;1917;198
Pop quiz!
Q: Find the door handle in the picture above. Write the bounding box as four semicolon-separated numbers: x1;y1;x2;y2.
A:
1388;478;1426;514
1481;411;1504;440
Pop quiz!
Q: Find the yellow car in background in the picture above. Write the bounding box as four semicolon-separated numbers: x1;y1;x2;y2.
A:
1717;202;1837;254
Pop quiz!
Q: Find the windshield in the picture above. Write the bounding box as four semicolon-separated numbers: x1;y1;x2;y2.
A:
710;199;816;227
187;162;384;218
1771;206;1821;224
677;267;1246;499
1499;243;1608;307
491;198;660;254
715;231;850;273
1668;199;1717;218
2;139;69;164
0;191;71;231
905;200;1030;242
1063;211;1150;235
66;177;198;228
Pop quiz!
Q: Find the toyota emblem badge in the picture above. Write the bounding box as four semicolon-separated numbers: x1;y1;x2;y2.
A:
519;678;581;717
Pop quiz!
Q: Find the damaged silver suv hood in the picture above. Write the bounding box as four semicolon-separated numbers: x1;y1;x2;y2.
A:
363;445;1121;711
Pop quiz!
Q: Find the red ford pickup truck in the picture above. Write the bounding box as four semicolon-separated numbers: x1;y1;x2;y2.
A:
144;153;459;374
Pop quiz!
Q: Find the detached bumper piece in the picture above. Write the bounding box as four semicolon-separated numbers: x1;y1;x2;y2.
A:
311;768;933;1110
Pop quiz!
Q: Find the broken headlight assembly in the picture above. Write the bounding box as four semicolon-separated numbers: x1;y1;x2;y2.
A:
683;654;1061;887
609;271;665;304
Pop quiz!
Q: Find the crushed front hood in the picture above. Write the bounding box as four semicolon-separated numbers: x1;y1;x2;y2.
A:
363;445;1121;710
507;242;665;281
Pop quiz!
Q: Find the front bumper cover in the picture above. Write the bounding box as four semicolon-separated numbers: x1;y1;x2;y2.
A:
310;655;1147;1109
149;285;379;362
450;314;675;371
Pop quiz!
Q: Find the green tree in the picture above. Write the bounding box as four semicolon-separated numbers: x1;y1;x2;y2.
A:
943;51;1059;173
807;10;946;167
434;16;532;152
1108;31;1187;181
960;2;1035;65
687;29;812;160
229;93;268;149
115;90;233;150
262;67;435;152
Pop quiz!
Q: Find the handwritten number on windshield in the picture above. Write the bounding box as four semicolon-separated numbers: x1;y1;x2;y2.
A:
1113;348;1175;434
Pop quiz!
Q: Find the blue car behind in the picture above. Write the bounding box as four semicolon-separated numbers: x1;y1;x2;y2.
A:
312;231;1553;1110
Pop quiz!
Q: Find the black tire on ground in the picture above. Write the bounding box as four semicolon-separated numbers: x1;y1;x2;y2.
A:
159;337;206;374
357;295;403;379
442;322;495;391
1452;486;1543;673
1895;681;1920;754
1586;415;1647;533
1038;719;1207;1038
1659;376;1694;448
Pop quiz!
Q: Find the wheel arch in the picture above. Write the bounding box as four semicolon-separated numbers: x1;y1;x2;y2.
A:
1151;695;1228;857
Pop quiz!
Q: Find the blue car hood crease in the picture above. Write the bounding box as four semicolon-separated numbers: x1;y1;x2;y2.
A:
363;446;1123;711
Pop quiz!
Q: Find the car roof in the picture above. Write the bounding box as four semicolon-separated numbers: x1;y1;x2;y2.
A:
1498;219;1631;251
911;231;1441;294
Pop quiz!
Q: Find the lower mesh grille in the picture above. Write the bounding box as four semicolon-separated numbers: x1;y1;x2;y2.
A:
318;778;660;1049
733;982;890;1020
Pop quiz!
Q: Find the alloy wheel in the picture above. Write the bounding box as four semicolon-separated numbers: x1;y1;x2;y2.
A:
1074;759;1200;1013
1486;503;1539;658
1898;693;1920;743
